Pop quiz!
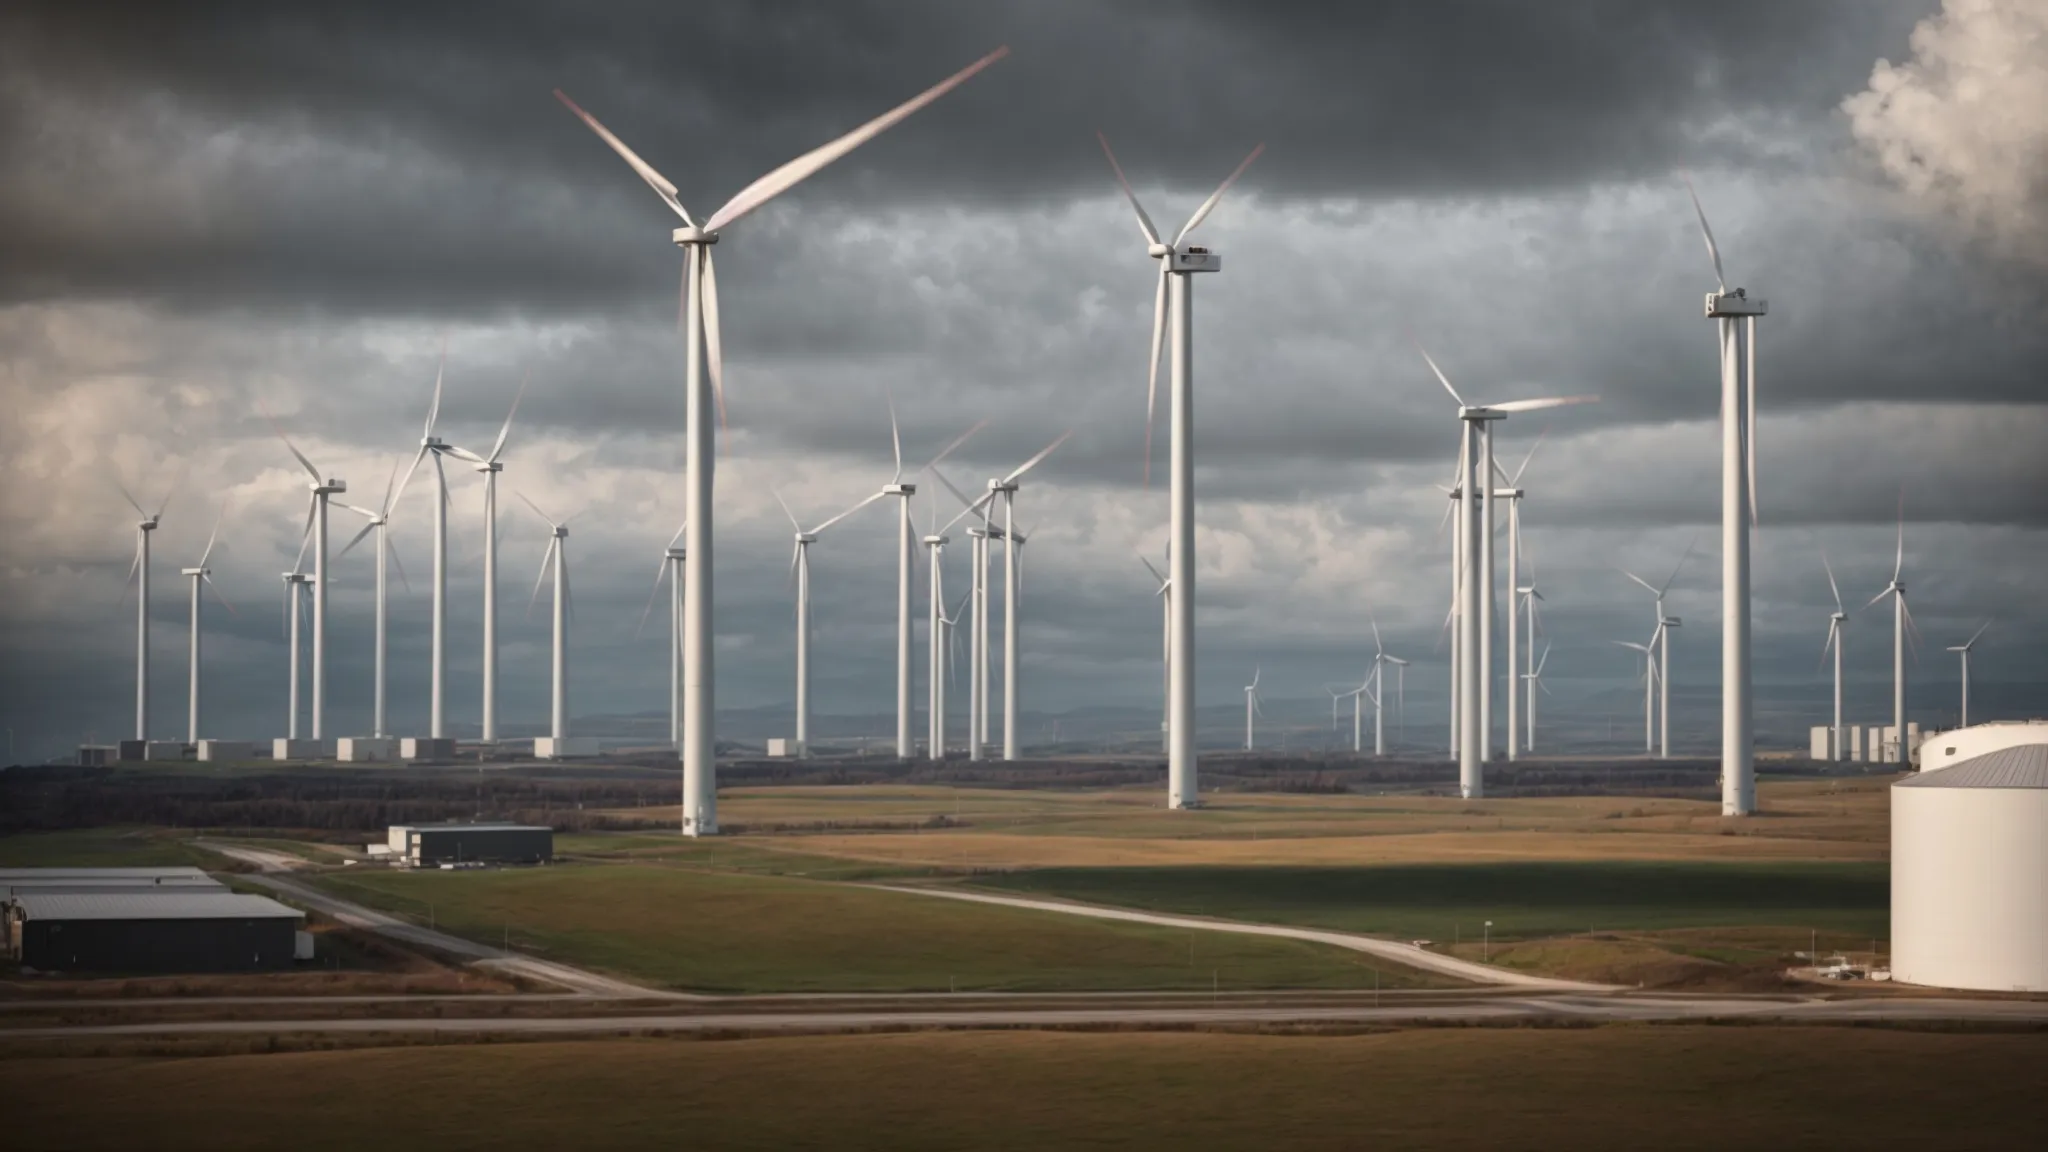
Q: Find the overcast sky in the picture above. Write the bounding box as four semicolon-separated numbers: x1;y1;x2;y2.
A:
3;0;2044;762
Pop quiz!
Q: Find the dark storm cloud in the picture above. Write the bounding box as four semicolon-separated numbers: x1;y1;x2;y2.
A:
0;0;1935;313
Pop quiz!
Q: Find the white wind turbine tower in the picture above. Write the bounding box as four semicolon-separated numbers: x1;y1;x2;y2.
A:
1613;632;1659;753
1517;555;1546;751
775;489;884;757
1521;643;1551;751
941;432;1071;762
1949;620;1990;728
393;361;462;742
936;589;970;754
1620;538;1693;760
1417;344;1596;797
337;464;416;740
280;566;311;740
181;503;234;744
1099;132;1264;808
443;378;525;745
1866;492;1918;765
923;503;952;760
1243;667;1264;751
871;406;984;760
519;494;576;751
1684;176;1767;813
1140;552;1170;755
1493;430;1545;761
635;520;688;749
555;47;1008;838
269;418;347;741
114;479;172;741
1820;552;1847;761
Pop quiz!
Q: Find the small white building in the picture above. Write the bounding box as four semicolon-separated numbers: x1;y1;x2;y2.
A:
1891;741;2048;993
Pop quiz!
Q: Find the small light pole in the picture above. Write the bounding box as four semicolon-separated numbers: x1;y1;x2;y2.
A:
1484;920;1493;963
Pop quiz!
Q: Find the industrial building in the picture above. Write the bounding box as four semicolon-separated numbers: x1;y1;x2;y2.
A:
1;867;225;898
4;889;307;973
1891;737;2048;993
382;822;553;868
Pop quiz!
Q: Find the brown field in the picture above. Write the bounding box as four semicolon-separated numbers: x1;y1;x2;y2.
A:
3;1027;2040;1151
593;777;1893;869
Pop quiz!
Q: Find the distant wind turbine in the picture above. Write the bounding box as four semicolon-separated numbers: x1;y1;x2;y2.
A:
634;520;688;750
1522;643;1552;751
875;404;983;761
1493;429;1546;761
181;502;235;744
1948;620;1991;728
337;460;417;740
266;411;347;741
113;476;174;741
1620;537;1694;760
1243;667;1264;751
1820;551;1847;761
443;375;526;744
775;487;884;757
519;493;577;754
1865;490;1919;765
1613;633;1660;754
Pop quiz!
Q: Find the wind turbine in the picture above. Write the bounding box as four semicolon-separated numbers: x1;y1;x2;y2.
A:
114;478;173;741
774;488;884;758
936;588;971;755
443;377;525;745
1417;343;1596;797
519;493;576;754
874;405;984;761
1099;132;1264;809
556;47;1008;837
1517;555;1546;752
1522;643;1552;751
1493;429;1546;761
1141;551;1170;755
1620;538;1694;760
1867;491;1918;765
268;416;346;742
1243;667;1264;752
938;431;1073;762
922;502;952;760
181;502;234;744
1820;551;1847;761
1949;620;1990;728
391;358;463;743
337;462;416;740
1613;633;1659;753
1368;617;1406;758
280;566;311;740
1684;175;1767;813
635;520;688;750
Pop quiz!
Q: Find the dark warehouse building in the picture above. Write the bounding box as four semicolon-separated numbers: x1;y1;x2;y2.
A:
5;891;306;973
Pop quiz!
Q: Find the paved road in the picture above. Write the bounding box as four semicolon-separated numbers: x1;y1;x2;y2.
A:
199;842;690;1000
10;994;2047;1039
872;885;1613;991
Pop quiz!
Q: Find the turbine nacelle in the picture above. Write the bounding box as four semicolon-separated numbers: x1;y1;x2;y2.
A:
313;479;347;495
139;517;160;531
1704;288;1767;318
281;572;311;585
475;461;504;474
671;227;718;247
664;547;687;561
1168;246;1221;273
922;534;949;547
884;483;916;497
1457;407;1507;423
180;567;208;578
793;531;818;545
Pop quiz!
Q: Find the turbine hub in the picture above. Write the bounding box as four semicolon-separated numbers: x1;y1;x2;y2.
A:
1146;242;1172;259
923;534;947;546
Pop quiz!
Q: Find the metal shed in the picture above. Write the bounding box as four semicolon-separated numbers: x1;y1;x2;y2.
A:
6;891;305;973
398;822;553;867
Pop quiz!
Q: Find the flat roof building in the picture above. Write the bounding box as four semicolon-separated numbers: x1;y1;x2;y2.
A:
5;890;305;974
389;822;553;868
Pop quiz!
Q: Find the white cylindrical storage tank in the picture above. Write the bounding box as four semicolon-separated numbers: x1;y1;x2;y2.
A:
1917;719;2048;773
1891;744;2048;993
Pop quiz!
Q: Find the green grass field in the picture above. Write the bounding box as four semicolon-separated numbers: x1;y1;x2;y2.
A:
4;1029;2040;1151
308;863;1448;993
0;828;214;868
970;861;1890;942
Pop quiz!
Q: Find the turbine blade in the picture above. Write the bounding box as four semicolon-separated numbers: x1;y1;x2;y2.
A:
922;417;988;474
634;555;668;641
529;538;556;618
112;475;149;519
337;519;376;561
813;490;887;535
1170;142;1265;247
771;486;803;532
1662;534;1697;594
1139;555;1166;587
1003;429;1073;485
1745;320;1758;527
666;519;688;550
515;490;556;529
940;490;996;535
1679;170;1727;292
388;536;412;594
704;47;1009;233
1144;266;1166;488
392;445;429;515
260;401;324;484
887;391;904;482
1510;427;1549;485
552;89;696;225
1966;618;1991;647
425;341;445;437
1536;643;1550;674
154;465;187;520
702;247;728;456
203;573;238;616
443;445;487;465
1821;549;1842;613
927;465;980;514
1095;131;1161;247
1865;587;1892;611
196;500;227;569
1414;342;1466;408
1370;614;1383;656
1620;568;1658;596
488;371;527;464
1491;395;1599;414
1893;486;1905;583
